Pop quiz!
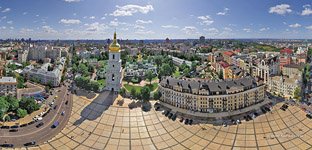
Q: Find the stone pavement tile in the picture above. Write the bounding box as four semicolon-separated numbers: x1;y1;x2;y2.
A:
297;142;311;150
207;142;221;149
165;138;178;146
143;145;157;150
131;139;142;146
140;138;153;145
82;138;96;147
237;128;246;134
270;144;284;150
266;138;279;145
119;139;130;146
120;133;130;139
97;136;109;144
131;132;141;139
27;147;41;150
219;145;233;150
245;134;255;141
258;146;271;150
257;140;269;147
181;140;195;148
160;133;172;141
74;144;90;150
49;140;63;148
59;136;72;144
245;128;255;134
189;144;204;150
108;138;119;145
225;133;236;140
151;136;163;143
189;135;201;143
223;139;234;146
55;145;71;150
213;136;224;144
234;140;245;147
139;131;150;138
155;141;169;149
245;147;258;150
65;140;80;149
175;135;187;142
245;140;257;147
197;139;209;147
118;145;130;150
282;141;295;149
106;144;118;150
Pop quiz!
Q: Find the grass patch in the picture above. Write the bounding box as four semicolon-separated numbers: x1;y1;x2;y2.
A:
124;83;158;93
97;79;106;88
173;67;181;78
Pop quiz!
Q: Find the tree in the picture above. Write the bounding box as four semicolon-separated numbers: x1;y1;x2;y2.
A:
130;88;136;99
219;70;224;79
19;97;40;114
16;108;28;118
294;87;301;100
154;56;163;69
0;97;9;119
5;96;19;112
183;67;191;77
17;76;25;88
78;63;89;76
119;88;126;97
153;91;161;100
146;70;155;84
140;86;151;101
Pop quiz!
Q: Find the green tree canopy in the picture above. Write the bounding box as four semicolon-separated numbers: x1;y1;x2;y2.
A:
140;86;151;101
16;108;28;118
146;70;155;84
19;97;40;114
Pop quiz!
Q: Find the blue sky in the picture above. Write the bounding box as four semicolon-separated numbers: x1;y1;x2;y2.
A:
0;0;311;40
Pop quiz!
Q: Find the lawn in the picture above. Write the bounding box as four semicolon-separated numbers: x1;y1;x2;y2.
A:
97;79;106;88
124;83;158;93
173;67;181;78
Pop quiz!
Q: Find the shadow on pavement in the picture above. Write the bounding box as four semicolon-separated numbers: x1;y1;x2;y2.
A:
73;91;117;126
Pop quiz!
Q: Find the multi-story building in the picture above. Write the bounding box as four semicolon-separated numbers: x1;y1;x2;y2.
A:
0;77;17;97
159;76;265;113
22;57;66;87
267;75;301;99
254;56;279;82
27;45;62;61
18;49;29;63
282;64;304;78
222;51;235;64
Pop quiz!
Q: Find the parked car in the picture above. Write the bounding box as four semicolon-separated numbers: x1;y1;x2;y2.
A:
61;111;65;116
24;141;36;146
184;119;189;125
1;144;14;148
36;122;44;128
9;129;18;132
179;117;184;122
172;114;177;121
189;119;193;125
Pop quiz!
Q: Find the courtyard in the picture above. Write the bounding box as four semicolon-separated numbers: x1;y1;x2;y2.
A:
26;94;312;150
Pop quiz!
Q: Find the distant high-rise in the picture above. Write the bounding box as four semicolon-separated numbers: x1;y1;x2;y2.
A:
199;36;205;43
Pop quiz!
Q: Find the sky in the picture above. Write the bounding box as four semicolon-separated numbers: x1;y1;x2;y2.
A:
0;0;312;40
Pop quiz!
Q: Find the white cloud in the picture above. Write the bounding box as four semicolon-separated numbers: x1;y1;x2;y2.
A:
1;8;10;13
259;27;270;31
85;22;108;32
42;26;57;33
101;17;106;20
120;28;129;31
134;25;145;29
306;25;312;30
161;25;179;29
269;4;292;15
59;19;81;24
9;27;14;30
289;23;301;28
111;4;154;16
64;0;80;2
224;27;232;31
243;28;251;32
135;29;154;35
89;16;95;19
6;20;13;24
23;12;27;15
217;8;229;16
197;15;214;25
301;8;312;16
136;19;152;24
109;18;127;27
204;28;219;35
20;28;34;33
1;26;6;29
1;16;6;20
181;26;198;35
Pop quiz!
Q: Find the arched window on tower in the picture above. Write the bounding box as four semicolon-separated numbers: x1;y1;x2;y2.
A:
112;74;115;81
113;54;115;59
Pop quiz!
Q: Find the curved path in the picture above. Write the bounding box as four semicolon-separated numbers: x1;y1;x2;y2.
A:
12;92;312;150
0;84;73;148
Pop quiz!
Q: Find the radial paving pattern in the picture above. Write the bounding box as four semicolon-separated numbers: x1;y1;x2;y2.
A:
29;95;312;150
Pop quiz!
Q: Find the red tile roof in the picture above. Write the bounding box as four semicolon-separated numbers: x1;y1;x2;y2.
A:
280;48;293;55
219;61;230;68
223;51;235;57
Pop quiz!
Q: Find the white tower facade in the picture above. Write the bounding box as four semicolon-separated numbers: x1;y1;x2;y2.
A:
105;32;122;92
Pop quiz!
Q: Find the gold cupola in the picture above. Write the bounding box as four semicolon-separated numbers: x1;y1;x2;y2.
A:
109;31;121;53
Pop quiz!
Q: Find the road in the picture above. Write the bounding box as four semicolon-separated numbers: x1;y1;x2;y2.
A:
0;82;73;148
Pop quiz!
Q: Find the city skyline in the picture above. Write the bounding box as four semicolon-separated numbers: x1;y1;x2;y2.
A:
0;0;312;40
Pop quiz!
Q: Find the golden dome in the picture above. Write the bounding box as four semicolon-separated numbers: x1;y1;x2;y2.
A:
109;31;120;52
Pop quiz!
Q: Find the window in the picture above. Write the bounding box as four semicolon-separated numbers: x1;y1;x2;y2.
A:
113;65;114;68
113;54;115;59
112;74;115;81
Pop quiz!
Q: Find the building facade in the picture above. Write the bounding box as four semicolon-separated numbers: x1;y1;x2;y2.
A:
105;32;122;92
0;77;17;97
159;77;265;113
267;75;301;99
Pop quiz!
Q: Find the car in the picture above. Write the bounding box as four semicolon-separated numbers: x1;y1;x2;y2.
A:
51;121;59;128
54;105;57;109
9;129;18;132
168;113;173;119
236;119;241;124
1;126;10;129
28;121;35;125
172;114;177;121
179;117;184;122
222;122;227;127
1;144;14;147
306;114;312;119
10;125;19;129
24;141;36;146
184;119;189;125
165;111;170;116
36;122;44;128
67;93;69;95
65;101;69;105
162;110;166;114
189;119;193;125
155;106;160;111
20;124;27;127
61;111;65;116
